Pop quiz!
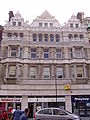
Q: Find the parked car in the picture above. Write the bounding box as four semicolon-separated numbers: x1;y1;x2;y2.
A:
33;107;81;120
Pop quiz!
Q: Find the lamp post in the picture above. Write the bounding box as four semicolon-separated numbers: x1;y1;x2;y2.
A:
55;73;57;107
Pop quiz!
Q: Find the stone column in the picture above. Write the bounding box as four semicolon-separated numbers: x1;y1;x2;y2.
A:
65;95;72;112
21;95;28;111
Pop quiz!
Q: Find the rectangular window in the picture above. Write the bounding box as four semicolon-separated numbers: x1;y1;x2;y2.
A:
56;67;63;78
76;66;83;77
20;47;23;58
31;48;37;58
9;66;16;77
12;22;16;26
11;47;17;57
75;48;82;58
70;23;73;28
43;67;50;79
29;67;36;78
39;23;42;27
44;23;48;27
44;34;48;42
56;49;62;59
43;49;49;59
49;23;53;27
75;24;79;28
18;22;21;26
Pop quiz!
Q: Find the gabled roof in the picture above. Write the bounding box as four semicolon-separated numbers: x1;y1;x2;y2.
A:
37;10;55;19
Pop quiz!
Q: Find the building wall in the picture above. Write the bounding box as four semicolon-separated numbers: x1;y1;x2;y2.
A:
0;11;90;117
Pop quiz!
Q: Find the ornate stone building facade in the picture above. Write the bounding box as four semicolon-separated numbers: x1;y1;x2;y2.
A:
0;10;90;118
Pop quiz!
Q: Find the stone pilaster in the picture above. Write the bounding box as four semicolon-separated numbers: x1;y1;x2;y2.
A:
21;95;28;111
65;95;72;112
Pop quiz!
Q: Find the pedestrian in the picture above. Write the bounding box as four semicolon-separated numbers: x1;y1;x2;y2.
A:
13;106;23;120
20;108;29;120
2;111;8;120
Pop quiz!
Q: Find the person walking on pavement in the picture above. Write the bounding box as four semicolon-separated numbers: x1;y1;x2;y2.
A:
20;108;29;120
13;106;23;120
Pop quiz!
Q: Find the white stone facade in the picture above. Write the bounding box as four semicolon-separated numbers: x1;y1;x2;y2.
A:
0;10;90;117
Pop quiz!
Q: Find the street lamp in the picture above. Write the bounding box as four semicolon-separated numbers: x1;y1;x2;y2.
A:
55;73;57;107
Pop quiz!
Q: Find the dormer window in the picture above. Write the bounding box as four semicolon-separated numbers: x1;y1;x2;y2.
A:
18;22;21;26
39;23;42;27
70;23;73;28
49;23;53;27
44;23;48;27
12;22;16;26
75;24;79;28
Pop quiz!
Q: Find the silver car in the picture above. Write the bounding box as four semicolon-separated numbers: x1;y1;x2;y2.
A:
33;107;81;120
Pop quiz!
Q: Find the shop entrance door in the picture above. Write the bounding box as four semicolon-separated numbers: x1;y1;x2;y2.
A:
28;103;34;118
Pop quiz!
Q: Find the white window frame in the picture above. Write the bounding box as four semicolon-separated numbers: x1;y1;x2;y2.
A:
43;49;49;59
56;49;62;59
43;67;50;79
29;67;37;79
31;48;37;59
56;67;63;78
9;66;16;77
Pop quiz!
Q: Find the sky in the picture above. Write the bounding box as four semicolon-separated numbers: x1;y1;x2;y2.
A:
0;0;90;25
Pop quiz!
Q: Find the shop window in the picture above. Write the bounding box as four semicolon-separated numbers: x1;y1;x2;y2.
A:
29;67;37;79
9;65;16;77
31;48;37;59
56;67;63;78
43;67;50;79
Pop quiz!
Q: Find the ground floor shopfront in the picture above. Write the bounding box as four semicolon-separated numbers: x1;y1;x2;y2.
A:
0;95;90;118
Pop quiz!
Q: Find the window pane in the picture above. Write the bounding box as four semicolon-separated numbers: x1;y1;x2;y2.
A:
56;67;63;78
30;67;36;78
76;66;83;77
9;66;16;76
56;49;62;58
33;34;37;42
31;48;36;58
44;34;48;42
43;67;50;79
50;34;54;42
43;49;49;59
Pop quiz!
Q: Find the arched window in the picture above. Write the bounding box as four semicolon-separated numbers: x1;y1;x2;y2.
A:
19;33;24;40
50;34;54;42
44;34;48;42
55;34;60;42
68;34;73;40
79;34;84;39
7;33;12;39
33;34;37;42
74;34;78;39
38;34;43;42
13;33;18;38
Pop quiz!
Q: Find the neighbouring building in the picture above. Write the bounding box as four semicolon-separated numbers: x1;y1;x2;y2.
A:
0;10;90;118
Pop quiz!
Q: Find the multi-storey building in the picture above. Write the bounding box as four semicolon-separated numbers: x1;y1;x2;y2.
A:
0;10;90;118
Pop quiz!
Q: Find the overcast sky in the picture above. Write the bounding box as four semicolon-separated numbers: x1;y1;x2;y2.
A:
0;0;90;25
